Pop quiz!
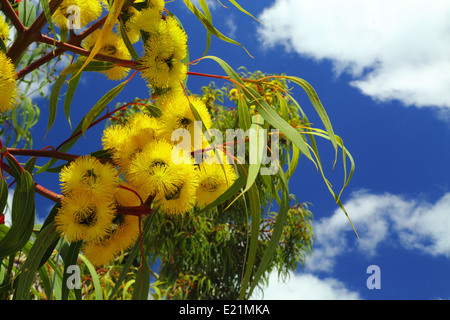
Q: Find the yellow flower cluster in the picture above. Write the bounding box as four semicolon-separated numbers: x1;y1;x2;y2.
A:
82;29;131;80
127;1;188;96
0;51;18;113
55;155;140;266
0;14;9;41
56;93;237;266
102;93;237;214
52;0;103;30
53;1;236;266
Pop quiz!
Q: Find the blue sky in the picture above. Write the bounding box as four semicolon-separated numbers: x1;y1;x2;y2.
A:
6;0;450;300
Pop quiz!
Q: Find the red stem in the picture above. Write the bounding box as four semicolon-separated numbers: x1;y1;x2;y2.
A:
0;0;25;32
1;159;152;217
55;99;139;150
7;148;79;162
1;160;62;202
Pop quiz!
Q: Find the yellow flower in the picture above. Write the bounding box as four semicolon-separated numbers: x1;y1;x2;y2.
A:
82;239;117;267
101;124;128;157
104;2;154;44
229;88;239;101
0;51;18;113
0;14;9;41
82;214;140;267
144;0;165;13
126;140;192;198
121;6;141;44
141;55;187;90
52;0;103;29
59;155;118;201
102;113;161;169
128;6;163;35
82;29;131;80
114;182;147;207
55;193;116;243
159;94;212;149
195;161;237;207
108;209;140;251
135;9;188;89
152;82;184;103
164;16;188;61
154;162;199;215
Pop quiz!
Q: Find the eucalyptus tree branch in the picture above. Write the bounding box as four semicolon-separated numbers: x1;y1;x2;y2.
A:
15;15;111;79
27;0;64;37
4;0;65;63
1;161;63;202
15;47;64;79
1;159;153;218
6;148;79;162
0;0;25;33
37;33;138;68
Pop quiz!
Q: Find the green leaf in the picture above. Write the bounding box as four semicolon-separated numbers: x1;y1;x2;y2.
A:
0;38;6;54
238;164;261;300
47;61;115;135
38;264;52;298
81;80;128;135
0;178;8;216
48;72;69;136
79;254;104;300
240;115;264;195
60;240;83;300
45;257;64;300
63;72;82;129
247;158;290;299
237;93;251;134
108;216;153;299
13;223;60;300
182;0;252;57
302;129;358;237
132;261;150;300
18;0;36;27
246;85;314;162
39;0;57;47
285;76;338;161
277;92;289;121
203;55;314;162
119;20;140;61
198;0;212;57
228;0;261;23
24;156;37;174
0;170;35;260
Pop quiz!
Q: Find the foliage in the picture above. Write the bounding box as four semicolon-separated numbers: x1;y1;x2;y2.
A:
0;0;355;300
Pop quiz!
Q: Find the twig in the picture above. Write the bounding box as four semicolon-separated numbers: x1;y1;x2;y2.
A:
38;34;139;68
6;148;79;162
0;0;25;33
4;0;65;63
1;161;63;202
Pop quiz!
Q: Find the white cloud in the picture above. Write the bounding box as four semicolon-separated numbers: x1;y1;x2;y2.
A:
251;190;450;300
225;15;237;39
251;272;361;300
257;0;450;109
305;190;450;273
